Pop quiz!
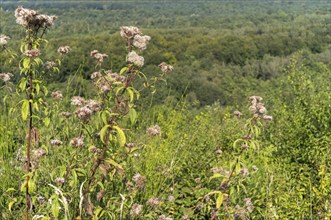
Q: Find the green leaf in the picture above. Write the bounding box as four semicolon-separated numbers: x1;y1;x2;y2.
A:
115;86;125;96
216;192;224;209
28;179;36;193
112;125;126;147
22;58;30;69
18;78;27;92
42;85;48;96
233;139;243;148
20;180;27;192
44;117;50;127
128;108;137;125
209;173;222;181
119;67;128;75
100;125;111;143
8;198;17;212
33;102;39;112
101;111;112;125
51;196;60;218
35;83;40;95
105;158;123;175
21;99;29;121
6;188;15;192
126;87;134;102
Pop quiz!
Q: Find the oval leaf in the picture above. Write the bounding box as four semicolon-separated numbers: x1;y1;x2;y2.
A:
112;126;126;147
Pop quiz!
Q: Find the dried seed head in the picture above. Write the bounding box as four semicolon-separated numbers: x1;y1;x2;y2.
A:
252;165;258;172
120;26;141;39
32;148;47;159
97;190;105;202
15;6;57;29
241;144;249;150
215;149;223;155
90;50;108;63
146;197;160;209
158;215;173;220
233;110;243;118
126;143;136;149
133;34;151;50
45;61;56;70
263;115;273;121
234;205;247;220
24;49;40;58
127;51;144;67
167;195;175;203
55;177;65;185
126;181;134;192
0;73;14;82
244;198;254;213
59;111;71;118
51;91;63;100
57;46;71;55
146;125;161;136
50;139;63;146
85;99;100;113
75;106;93;122
159;62;174;74
132;173;146;189
130;203;143;217
71;96;85;106
70;136;84;147
0;35;10;46
91;71;102;80
238;168;249;177
36;196;46;204
89;146;99;154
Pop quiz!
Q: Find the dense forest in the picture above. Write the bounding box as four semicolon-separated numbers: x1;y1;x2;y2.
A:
0;0;330;219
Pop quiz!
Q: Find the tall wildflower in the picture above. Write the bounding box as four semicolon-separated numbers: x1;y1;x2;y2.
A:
15;6;57;219
248;96;272;121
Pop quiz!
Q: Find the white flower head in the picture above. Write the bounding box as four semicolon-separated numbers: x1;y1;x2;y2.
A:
120;26;141;39
133;34;151;50
0;73;14;82
127;51;144;67
0;35;10;46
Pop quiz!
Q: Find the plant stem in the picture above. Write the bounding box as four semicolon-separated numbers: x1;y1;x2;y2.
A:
25;30;34;218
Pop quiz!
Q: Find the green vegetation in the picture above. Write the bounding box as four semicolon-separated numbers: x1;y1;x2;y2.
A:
0;1;330;219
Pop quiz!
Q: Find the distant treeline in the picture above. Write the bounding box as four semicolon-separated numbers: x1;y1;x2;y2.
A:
1;0;330;106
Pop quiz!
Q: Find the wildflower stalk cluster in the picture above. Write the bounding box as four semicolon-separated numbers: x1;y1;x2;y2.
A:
208;96;272;219
5;6;175;219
